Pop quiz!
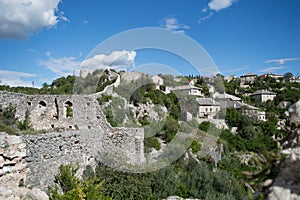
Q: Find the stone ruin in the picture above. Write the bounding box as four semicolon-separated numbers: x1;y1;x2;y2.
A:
0;91;145;191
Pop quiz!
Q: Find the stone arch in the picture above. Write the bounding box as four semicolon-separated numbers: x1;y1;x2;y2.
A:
38;100;47;117
64;100;73;118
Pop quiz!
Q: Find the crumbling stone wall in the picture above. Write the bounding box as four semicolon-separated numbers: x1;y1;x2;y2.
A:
0;91;109;131
0;132;49;200
23;127;144;191
0;91;145;191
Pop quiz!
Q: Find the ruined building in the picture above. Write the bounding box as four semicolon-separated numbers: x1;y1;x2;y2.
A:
0;91;145;190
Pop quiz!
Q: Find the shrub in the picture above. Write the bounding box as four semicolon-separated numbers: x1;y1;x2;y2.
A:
0;104;17;126
0;122;16;135
97;95;112;105
144;137;161;152
198;121;211;132
190;140;201;153
48;164;111;200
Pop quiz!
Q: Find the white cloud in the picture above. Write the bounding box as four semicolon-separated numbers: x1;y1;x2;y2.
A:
59;11;69;22
259;66;286;73
81;50;137;71
45;51;51;57
198;12;214;23
221;64;249;73
208;0;238;12
38;50;137;77
0;70;37;87
202;7;208;13
199;0;237;22
0;0;63;39
160;18;189;33
83;20;88;24
37;57;81;77
265;57;300;65
28;48;38;53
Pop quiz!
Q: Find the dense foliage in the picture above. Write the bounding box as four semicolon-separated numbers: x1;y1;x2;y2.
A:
48;164;111;200
51;156;244;200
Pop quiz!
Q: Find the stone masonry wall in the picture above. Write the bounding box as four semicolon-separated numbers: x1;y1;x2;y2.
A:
0;91;145;191
0;91;108;131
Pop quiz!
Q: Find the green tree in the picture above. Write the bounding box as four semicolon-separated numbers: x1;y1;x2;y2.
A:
225;108;242;128
152;165;179;199
283;72;293;80
49;164;111;200
198;121;211;132
160;116;179;142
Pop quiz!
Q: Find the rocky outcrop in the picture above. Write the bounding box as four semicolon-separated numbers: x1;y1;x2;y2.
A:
289;101;300;124
267;101;300;200
0;133;26;177
267;148;300;200
0;132;48;200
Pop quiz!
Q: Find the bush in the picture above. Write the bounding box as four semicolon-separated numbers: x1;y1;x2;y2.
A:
54;164;81;193
159;116;179;143
190;140;201;153
138;115;150;126
66;106;73;118
198;121;211;132
95;163;154;200
97;95;112;105
0;104;17;126
0;122;16;135
18;110;31;130
48;164;111;200
144;137;161;152
103;107;118;127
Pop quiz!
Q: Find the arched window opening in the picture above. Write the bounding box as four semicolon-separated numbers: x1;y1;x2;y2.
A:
65;100;73;118
38;101;47;108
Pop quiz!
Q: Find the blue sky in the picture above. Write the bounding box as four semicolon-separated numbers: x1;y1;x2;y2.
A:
0;0;299;87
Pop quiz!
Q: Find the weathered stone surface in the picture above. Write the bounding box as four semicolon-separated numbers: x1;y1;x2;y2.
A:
289;101;300;124
263;179;273;188
267;147;300;199
0;175;48;200
267;186;300;200
0;156;3;168
5;136;22;145
0;91;145;193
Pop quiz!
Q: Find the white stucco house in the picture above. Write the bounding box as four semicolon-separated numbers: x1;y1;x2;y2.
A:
250;89;276;103
240;73;257;85
151;75;163;86
196;98;220;119
170;85;202;96
237;102;266;121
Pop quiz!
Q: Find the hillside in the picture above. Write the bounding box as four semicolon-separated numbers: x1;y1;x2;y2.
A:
0;70;299;199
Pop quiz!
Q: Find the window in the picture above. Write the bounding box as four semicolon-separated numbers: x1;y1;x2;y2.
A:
38;101;46;108
65;101;73;118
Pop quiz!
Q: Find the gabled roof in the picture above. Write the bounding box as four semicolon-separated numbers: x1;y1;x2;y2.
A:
238;102;259;110
219;100;259;110
240;73;257;77
213;93;241;101
250;89;276;96
170;85;202;91
196;98;219;106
